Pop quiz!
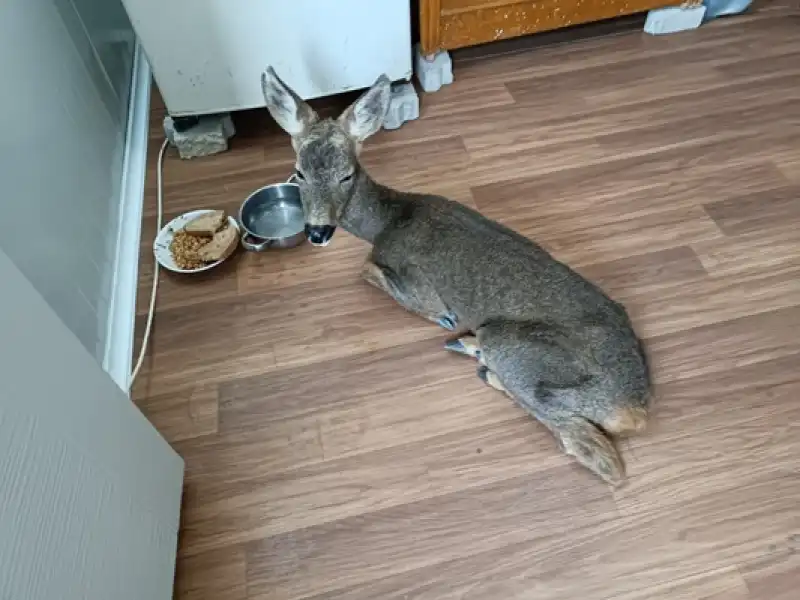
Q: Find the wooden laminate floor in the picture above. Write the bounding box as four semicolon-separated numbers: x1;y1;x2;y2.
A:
133;5;800;599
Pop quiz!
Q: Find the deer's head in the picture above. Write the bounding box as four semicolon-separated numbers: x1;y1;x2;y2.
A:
261;67;391;246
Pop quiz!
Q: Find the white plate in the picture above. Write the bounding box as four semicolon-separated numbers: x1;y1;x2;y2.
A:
154;210;240;274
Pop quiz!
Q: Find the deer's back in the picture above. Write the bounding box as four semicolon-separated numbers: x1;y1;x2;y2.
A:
372;194;629;332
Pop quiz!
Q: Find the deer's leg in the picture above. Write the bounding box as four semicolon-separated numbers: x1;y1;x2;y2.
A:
361;260;458;330
476;364;510;393
475;319;626;486
444;335;509;393
445;334;483;361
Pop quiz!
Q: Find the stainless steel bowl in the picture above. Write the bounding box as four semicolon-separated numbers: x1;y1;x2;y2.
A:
238;182;306;251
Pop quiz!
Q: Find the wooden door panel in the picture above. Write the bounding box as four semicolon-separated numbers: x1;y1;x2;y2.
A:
421;0;679;54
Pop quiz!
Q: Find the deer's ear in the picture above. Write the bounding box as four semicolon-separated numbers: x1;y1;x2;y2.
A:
261;66;318;137
339;74;391;143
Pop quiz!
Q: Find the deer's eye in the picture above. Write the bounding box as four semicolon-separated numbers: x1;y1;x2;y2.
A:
339;172;354;184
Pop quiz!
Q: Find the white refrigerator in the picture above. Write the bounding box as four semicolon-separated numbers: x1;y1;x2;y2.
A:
122;0;414;115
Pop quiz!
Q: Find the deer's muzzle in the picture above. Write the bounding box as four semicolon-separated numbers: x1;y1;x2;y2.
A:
305;224;336;247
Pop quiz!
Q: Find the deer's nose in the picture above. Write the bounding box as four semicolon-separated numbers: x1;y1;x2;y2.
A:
305;224;336;247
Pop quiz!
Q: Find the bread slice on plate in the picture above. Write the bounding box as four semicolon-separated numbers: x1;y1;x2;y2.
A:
184;210;225;236
196;224;238;262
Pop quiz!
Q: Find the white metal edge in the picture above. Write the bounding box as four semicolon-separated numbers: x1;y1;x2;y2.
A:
103;40;152;394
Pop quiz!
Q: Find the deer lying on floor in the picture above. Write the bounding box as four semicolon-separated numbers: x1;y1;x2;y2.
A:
260;67;651;485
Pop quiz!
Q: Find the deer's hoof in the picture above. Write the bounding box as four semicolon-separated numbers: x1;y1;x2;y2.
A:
437;315;457;331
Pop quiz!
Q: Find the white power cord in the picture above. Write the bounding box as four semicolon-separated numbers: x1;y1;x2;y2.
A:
129;137;170;389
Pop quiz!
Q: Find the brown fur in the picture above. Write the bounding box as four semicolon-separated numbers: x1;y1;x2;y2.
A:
602;405;649;436
260;67;652;484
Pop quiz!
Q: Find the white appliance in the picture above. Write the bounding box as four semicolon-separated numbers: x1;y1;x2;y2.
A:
0;248;184;600
122;0;413;116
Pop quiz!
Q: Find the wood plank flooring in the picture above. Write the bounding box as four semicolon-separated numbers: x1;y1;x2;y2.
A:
133;4;800;599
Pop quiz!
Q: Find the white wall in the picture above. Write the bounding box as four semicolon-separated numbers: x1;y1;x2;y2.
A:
0;0;134;362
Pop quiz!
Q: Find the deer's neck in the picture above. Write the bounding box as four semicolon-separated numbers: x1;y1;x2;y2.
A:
338;172;408;245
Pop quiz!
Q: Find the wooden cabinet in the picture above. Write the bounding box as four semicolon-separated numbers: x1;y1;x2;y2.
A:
420;0;680;54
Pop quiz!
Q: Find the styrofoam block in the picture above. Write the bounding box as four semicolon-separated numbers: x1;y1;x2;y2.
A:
644;6;706;35
383;82;420;130
703;0;752;20
414;43;453;93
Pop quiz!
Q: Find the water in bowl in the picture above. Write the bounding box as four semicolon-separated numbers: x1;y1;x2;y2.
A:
250;202;304;239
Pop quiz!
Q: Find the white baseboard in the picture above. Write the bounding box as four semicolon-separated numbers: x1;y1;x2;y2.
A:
104;40;152;394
